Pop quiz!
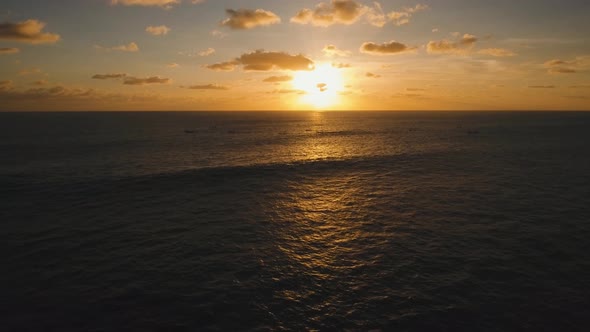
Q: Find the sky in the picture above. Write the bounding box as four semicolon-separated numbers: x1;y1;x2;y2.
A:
0;0;589;111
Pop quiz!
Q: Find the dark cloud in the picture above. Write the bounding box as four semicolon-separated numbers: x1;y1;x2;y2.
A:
528;85;556;89
207;50;314;72
360;41;416;55
263;75;293;83
0;19;60;44
187;84;229;90
123;76;170;85
92;73;127;80
111;0;180;8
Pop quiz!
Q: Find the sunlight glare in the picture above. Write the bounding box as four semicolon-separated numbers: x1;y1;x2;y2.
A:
292;64;344;109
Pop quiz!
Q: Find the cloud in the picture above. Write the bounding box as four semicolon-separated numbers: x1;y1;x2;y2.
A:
146;25;171;36
528;85;556;89
263;75;293;83
111;0;180;9
427;34;478;55
0;85;97;100
332;62;351;68
323;44;351;57
366;72;381;78
92;73;127;79
360;41;416;55
270;89;306;94
387;4;429;26
167;63;179;68
549;67;576;74
0;19;60;44
123;76;170;85
543;56;589;74
92;73;169;85
187;84;229;90
198;47;215;56
0;47;20;54
237;50;314;71
221;9;281;30
291;1;428;27
31;80;48;86
478;48;516;57
291;0;365;27
206;50;314;72
0;80;12;89
569;85;590;89
96;42;139;52
18;68;42;76
205;61;239;71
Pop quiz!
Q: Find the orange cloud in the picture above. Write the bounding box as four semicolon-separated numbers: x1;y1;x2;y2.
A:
291;0;365;27
221;9;281;30
123;77;170;85
187;84;229;90
360;41;416;55
207;50;314;72
263;75;293;83
146;25;171;36
0;20;60;44
323;44;351;57
0;47;20;54
427;34;478;55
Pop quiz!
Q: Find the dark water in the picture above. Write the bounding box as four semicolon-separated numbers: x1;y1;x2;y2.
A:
1;111;590;331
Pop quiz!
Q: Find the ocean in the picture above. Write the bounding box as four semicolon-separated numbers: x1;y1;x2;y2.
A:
1;111;589;331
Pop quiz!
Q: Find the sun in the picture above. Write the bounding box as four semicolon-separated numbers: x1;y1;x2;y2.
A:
292;63;345;109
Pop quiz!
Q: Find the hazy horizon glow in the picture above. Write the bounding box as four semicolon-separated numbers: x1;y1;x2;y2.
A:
0;0;589;111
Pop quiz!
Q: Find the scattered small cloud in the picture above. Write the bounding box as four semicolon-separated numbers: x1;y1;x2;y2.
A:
221;9;281;30
366;72;381;78
123;76;170;85
30;80;48;86
198;47;215;56
167;63;180;68
92;73;127;80
432;28;439;33
387;4;429;26
549;67;576;74
206;50;314;72
95;42;139;52
0;47;20;54
528;85;556;89
332;62;351;68
205;61;239;71
92;73;169;85
569;85;590;88
406;88;425;92
360;41;416;55
210;29;228;38
18;68;43;76
478;48;516;57
110;0;180;9
146;25;171;36
186;84;229;90
322;44;351;57
543;56;589;74
0;19;60;44
263;75;293;83
427;34;478;55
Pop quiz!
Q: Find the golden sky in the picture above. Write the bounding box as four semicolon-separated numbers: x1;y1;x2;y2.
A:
1;0;589;111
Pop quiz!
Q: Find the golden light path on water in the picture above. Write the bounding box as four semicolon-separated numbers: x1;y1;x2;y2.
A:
292;64;345;109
